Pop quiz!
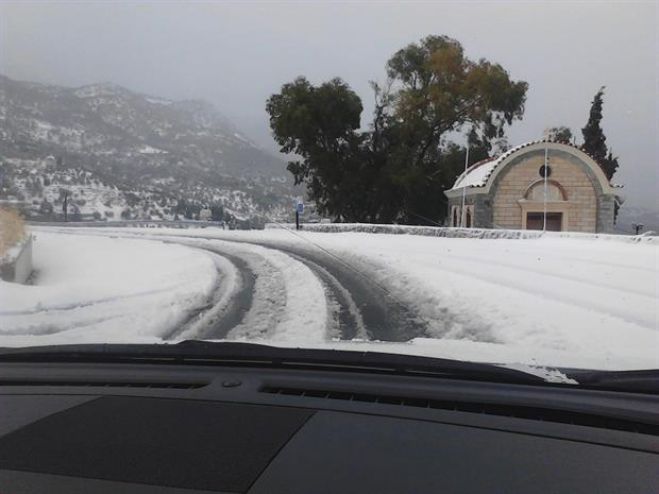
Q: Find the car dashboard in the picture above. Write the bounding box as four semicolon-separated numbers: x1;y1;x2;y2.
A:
0;360;657;493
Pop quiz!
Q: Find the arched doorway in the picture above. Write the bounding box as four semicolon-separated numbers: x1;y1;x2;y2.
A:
521;180;569;232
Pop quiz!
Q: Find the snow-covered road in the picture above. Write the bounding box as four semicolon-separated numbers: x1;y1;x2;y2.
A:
1;226;657;370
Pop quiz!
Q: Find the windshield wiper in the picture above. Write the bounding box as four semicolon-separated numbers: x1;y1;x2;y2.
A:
0;340;546;386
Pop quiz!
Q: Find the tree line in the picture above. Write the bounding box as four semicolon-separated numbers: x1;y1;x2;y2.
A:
266;35;620;224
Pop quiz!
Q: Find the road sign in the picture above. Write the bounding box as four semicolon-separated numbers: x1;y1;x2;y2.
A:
296;201;304;214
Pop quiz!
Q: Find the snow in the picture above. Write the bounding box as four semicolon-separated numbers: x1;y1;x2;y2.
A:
138;145;167;154
268;222;659;244
225;241;328;343
2;226;657;371
0;232;219;345
304;231;657;371
167;237;329;343
452;158;498;189
145;96;173;106
451;139;558;190
1;237;27;264
500;363;578;384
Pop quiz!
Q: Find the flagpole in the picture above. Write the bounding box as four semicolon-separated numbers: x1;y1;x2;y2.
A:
543;141;548;232
461;145;469;227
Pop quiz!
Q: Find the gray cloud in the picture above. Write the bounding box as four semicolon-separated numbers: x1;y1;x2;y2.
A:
1;0;656;208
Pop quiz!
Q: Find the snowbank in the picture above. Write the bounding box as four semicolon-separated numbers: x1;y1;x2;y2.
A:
266;222;659;244
0;232;219;345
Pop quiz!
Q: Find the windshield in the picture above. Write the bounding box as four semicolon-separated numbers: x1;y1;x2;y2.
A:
0;1;657;383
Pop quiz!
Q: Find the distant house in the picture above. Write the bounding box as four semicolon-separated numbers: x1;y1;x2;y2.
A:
43;155;57;170
444;140;622;233
199;208;212;221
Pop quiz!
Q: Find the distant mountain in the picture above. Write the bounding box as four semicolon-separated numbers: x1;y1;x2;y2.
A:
0;74;295;225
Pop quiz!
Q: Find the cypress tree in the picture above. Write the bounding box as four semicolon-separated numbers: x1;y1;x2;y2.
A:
581;87;619;180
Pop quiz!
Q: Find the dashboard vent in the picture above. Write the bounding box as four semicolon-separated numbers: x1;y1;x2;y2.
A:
260;386;659;436
0;380;206;389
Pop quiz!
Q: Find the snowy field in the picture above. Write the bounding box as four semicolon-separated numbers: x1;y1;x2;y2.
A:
1;226;657;371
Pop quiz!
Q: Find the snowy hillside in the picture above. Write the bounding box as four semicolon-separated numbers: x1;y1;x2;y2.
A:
2;226;657;371
0;157;280;225
0;74;294;224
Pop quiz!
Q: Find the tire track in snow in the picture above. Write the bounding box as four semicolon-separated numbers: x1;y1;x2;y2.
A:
153;237;330;343
228;239;429;342
220;246;287;340
222;240;330;343
284;252;368;340
163;248;251;341
156;238;286;340
144;235;371;341
109;230;429;342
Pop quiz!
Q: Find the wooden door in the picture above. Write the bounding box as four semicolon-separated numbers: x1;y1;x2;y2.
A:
526;212;562;231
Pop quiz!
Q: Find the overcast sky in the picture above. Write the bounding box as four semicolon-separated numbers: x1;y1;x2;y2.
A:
1;1;657;209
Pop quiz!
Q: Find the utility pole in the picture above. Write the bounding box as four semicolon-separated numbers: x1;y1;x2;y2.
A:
460;146;469;227
543;142;549;232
